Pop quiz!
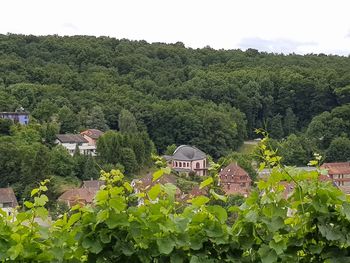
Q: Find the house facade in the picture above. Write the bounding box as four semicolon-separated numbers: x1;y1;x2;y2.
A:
0;188;18;215
321;162;350;194
80;129;104;146
165;145;208;176
219;163;252;196
56;134;96;156
0;111;29;125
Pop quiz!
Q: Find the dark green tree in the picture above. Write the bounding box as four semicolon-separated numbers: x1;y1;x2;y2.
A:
118;109;138;133
326;137;350;162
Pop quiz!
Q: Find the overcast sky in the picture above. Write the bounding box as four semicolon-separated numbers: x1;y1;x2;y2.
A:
1;0;350;55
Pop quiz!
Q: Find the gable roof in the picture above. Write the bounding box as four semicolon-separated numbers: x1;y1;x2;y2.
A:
81;129;104;140
56;134;88;144
321;162;350;175
0;188;18;207
172;145;206;161
133;173;177;191
58;188;97;203
219;163;250;179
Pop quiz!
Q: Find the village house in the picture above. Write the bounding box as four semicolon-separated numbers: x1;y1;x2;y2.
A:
219;163;252;196
0;108;29;125
321;162;350;194
0;188;18;215
56;134;96;156
164;145;208;176
80;129;104;146
57;180;105;207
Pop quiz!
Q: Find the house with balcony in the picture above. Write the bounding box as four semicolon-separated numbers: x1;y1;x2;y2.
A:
56;134;96;156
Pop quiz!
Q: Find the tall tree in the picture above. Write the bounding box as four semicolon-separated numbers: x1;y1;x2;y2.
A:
58;106;79;133
118;109;138;134
268;114;284;139
326;137;350;162
86;105;108;131
283;107;298;135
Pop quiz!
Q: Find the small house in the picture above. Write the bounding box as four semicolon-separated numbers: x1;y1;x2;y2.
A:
80;129;104;146
165;145;208;176
56;134;96;156
0;188;18;215
219;163;252;196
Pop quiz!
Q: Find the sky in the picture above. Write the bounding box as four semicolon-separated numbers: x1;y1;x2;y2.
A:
1;0;350;55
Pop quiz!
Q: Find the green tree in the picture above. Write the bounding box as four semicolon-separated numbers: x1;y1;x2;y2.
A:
118;109;138;133
58;106;79;133
86;105;108;131
120;147;138;174
268;114;284;139
326;137;350;162
0;118;13;135
165;144;177;155
283;107;298;135
32;99;59;122
49;146;75;177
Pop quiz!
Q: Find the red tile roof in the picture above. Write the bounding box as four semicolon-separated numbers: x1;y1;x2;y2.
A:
321;162;350;175
81;129;104;140
58;188;97;204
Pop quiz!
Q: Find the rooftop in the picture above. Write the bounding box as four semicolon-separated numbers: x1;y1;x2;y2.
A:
172;145;206;161
81;129;104;140
56;134;88;144
0;188;18;207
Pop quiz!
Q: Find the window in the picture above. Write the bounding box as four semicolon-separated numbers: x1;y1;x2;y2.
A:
179;162;182;167
183;162;186;167
187;163;189;167
196;162;200;169
175;161;178;167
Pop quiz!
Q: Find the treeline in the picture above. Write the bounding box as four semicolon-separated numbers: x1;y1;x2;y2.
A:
1;34;350;158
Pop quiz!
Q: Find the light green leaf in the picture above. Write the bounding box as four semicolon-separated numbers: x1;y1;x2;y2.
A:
31;188;39;197
199;177;213;189
152;170;164;182
190;195;210;207
148;184;161;200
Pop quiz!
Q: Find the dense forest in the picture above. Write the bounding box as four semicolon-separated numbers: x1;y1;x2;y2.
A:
1;34;350;177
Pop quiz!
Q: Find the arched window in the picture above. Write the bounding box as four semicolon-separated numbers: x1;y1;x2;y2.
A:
183;162;186;167
175;161;178;167
196;162;200;169
187;163;189;167
179;162;182;167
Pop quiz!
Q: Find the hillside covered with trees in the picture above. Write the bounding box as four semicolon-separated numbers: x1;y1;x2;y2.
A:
1;34;350;160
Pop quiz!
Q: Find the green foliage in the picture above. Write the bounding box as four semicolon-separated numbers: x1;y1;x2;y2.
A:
326;137;350;162
118;109;138;133
0;118;13;135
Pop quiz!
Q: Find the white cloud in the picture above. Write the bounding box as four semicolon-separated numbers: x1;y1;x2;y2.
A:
1;0;350;55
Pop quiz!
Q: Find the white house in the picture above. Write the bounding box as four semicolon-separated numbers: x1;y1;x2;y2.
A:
56;134;96;156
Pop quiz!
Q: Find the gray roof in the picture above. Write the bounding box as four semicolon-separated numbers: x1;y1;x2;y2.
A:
172;145;206;161
56;134;88;144
0;188;18;206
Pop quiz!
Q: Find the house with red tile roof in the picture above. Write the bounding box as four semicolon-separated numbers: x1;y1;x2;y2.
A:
321;162;350;194
219;163;252;196
58;188;98;207
80;129;104;146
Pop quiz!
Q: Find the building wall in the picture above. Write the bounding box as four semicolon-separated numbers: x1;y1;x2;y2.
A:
81;134;97;146
57;141;96;156
0;113;29;125
172;158;207;176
